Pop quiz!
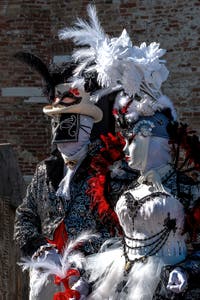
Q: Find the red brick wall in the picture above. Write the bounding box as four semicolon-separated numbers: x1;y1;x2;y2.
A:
0;0;52;175
0;0;199;175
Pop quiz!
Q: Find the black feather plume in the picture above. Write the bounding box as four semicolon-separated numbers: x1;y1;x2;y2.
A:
14;52;55;102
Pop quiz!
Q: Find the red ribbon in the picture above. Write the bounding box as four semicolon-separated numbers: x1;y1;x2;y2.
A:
46;223;81;299
54;269;81;300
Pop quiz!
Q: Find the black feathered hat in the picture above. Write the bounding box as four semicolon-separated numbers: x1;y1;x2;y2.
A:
14;52;103;122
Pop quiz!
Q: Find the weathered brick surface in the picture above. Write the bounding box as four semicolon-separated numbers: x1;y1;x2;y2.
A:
0;0;199;174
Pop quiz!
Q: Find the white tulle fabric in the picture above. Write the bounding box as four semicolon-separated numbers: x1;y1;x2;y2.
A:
86;183;187;300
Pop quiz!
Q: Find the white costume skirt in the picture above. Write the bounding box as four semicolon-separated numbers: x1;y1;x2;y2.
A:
85;240;184;300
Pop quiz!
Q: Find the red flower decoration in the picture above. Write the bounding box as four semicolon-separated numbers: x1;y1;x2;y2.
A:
68;88;80;97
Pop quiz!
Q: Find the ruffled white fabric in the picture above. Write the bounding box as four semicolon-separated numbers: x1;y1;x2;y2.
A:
85;184;187;300
87;249;165;300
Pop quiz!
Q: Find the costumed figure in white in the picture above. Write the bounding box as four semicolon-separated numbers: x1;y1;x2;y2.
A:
58;5;200;300
86;107;187;300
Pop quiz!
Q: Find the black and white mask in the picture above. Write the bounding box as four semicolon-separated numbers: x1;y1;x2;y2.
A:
52;113;80;143
52;114;94;158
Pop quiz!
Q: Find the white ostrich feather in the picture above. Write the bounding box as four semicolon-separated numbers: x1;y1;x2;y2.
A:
72;48;95;63
59;5;106;49
58;3;173;119
19;231;99;296
87;4;105;39
59;231;99;277
19;257;64;277
29;270;50;297
68;252;86;270
61;231;99;265
90;85;122;103
122;63;143;97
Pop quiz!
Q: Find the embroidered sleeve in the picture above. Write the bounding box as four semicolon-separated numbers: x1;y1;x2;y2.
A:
14;164;46;256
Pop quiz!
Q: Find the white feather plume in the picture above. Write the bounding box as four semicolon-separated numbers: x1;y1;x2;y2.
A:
19;257;64;277
87;4;105;40
19;231;98;296
60;231;99;274
59;5;169;99
58;4;175;119
59;6;105;47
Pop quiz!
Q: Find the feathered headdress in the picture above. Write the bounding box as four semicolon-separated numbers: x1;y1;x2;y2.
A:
59;5;170;107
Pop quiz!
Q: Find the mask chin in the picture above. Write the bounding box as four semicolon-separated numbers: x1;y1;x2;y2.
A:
126;135;150;172
127;135;171;174
57;142;85;158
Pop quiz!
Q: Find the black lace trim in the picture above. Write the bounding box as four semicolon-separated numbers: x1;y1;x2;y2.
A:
123;191;177;272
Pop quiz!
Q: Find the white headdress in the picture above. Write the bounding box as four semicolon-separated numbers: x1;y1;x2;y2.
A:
59;5;176;122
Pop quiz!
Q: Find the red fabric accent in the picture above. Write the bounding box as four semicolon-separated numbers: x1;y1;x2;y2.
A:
100;132;126;161
112;108;119;116
46;221;68;253
87;132;125;235
68;88;80;97
193;206;200;224
114;99;133;115
54;269;80;300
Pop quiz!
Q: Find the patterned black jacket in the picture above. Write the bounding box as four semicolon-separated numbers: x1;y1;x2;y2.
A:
14;140;137;257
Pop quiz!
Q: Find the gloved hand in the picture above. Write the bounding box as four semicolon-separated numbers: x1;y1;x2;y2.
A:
69;276;90;300
167;267;188;293
32;244;61;267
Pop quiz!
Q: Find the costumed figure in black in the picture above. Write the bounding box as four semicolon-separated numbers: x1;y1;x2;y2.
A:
57;5;200;300
13;52;137;300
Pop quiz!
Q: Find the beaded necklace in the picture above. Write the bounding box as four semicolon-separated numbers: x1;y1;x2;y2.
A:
123;191;177;272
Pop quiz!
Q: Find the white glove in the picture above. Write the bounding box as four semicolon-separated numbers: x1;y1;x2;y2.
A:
32;244;61;267
71;277;90;299
167;267;188;293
